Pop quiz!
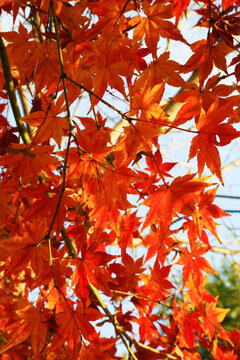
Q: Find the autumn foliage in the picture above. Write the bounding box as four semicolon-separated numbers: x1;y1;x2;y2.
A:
0;0;240;359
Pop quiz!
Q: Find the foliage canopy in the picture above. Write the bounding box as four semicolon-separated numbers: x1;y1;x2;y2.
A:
0;0;240;359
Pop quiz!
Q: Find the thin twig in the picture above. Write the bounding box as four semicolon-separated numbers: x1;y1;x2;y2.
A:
167;237;240;255
111;289;173;308
216;194;240;199
65;75;130;121
115;0;131;25
45;1;74;259
88;280;138;360
89;281;178;359
61;227;76;258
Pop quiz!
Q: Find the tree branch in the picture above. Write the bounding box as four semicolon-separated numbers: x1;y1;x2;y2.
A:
0;34;30;145
46;1;74;251
89;280;178;360
88;280;138;360
61;227;77;258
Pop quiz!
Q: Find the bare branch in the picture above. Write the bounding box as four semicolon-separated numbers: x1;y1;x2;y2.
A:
0;34;30;144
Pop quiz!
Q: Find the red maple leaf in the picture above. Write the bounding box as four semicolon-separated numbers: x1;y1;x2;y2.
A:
178;243;217;284
189;99;239;183
24;94;69;147
130;2;186;57
0;301;47;357
142;174;209;231
200;301;230;341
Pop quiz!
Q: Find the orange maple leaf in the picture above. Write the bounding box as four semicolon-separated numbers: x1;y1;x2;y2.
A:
0;143;59;184
178;243;217;284
24;93;69;147
51;300;103;359
0;302;47;357
130;2;186;57
137;51;185;89
137;313;160;343
139;262;174;301
194;187;230;242
91;57;132;105
189;100;239;183
142;174;209;231
26;184;75;233
0;220;50;276
200;300;230;340
98;152;140;210
173;0;191;24
1;23;34;64
130;83;166;122
145;149;176;179
172;83;202;125
109;210;141;252
181;39;230;85
79;337;117;360
25;40;61;95
71;243;115;302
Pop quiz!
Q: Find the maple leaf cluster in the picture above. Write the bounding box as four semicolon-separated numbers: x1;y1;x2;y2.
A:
0;0;240;359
